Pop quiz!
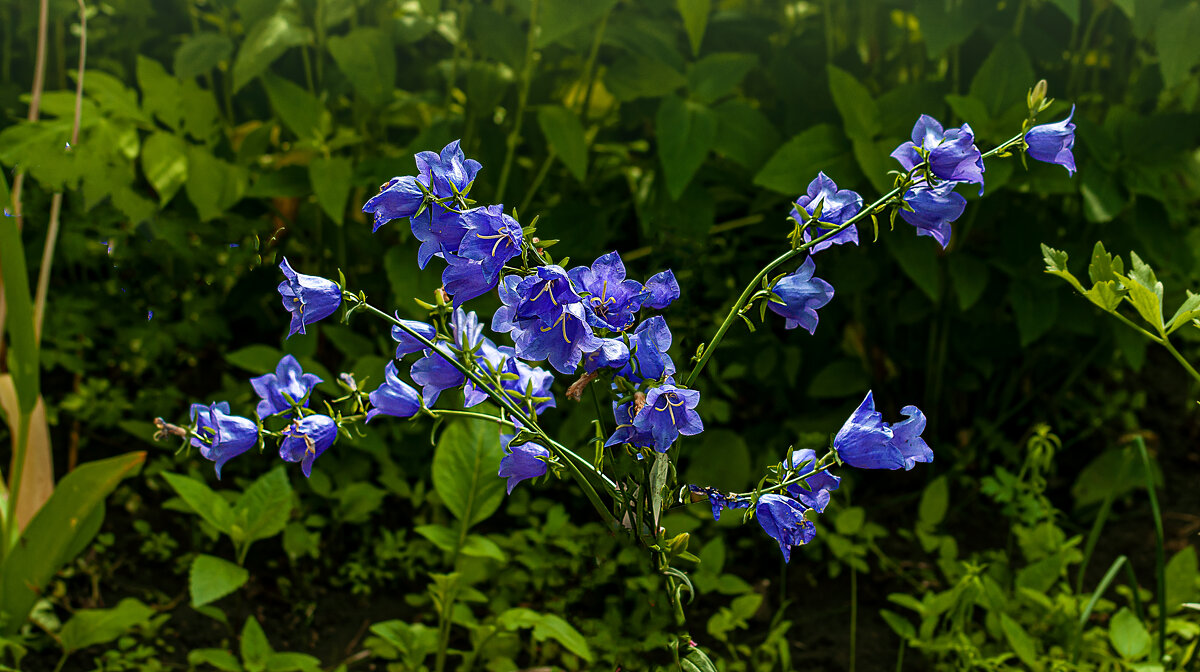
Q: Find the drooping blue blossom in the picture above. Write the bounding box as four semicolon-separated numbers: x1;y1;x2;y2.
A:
583;338;631;373
498;435;549;494
834;391;933;470
366;362;423;422
279;414;339;478
898;182;966;249
768;256;834;334
568;252;649;332
619;316;675;382
462;339;508;408
363;140;481;234
632;384;703;452
415;140;482;200
363;175;425;232
514;265;583;326
642;270;680;310
491;274;523;335
449;307;486;351
456;205;523;279
688;485;751;522
891;115;985;194
411;207;469;270
791;172;863;253
442;253;496;307
499;347;557;416
410;345;464;406
249;354;322;419
512;303;602;374
277;258;342;337
605;400;654;449
786;449;841;514
1024;105;1076;176
391;317;438;358
190;402;259;478
756;494;816;563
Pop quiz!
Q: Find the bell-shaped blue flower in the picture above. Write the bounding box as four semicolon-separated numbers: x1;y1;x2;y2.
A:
756;494;816;563
498;435;549;494
619;316;675;382
279;414;338;478
513;303;602;374
277;258;342;337
898;182;966;249
568;251;649;332
415;139;481;199
514;265;583;326
605;400;654;449
768;256;834;334
442;254;496;307
499;348;557;416
786;449;841;513
410;345;464;406
583;337;631;373
411;207;469;270
392;317;438;358
491;275;523;335
190;401;259;478
363;175;426;232
367;361;423;422
249;354;322;420
642;270;680;310
791;172;863;253
632;384;703;452
457;205;523;280
891;115;985;194
1024;105;1076;176
834;391;933;470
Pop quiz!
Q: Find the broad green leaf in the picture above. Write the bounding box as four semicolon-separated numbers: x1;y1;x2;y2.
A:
0;218;39;412
1084;281;1124;312
1041;243;1086;294
826;65;880;140
687;53;757;105
537;105;588;181
1088;241;1124;284
968;38;1034;119
0;452;144;635
226;345;286;373
684;429;751;492
1165;545;1199;614
308;156;352;224
497;608;593;661
1009;282;1058;346
944;94;992;131
431;419;505;528
918;476;949;528
677;0;710;55
190;555;249;608
754;124;858;196
368;621;438;666
162;472;235;534
1000;613;1041;670
336;482;387;524
262;74;327;141
913;0;981;57
185;146;248;222
712;98;780;169
141;132;188;206
1109;607;1151;660
1049;0;1080;22
1118;271;1164;334
604;54;686;101
241;616;272;669
1156;3;1200;88
136;56;183;131
879;609;915;639
536;0;616;48
461;535;507;562
807;360;868;399
415;524;458;552
651;451;669;524
232;13;313;92
656;94;717;200
264;652;321;671
947;253;988;310
852;137;892;193
327;28;396;106
59;598;154;653
887;229;940;302
835;507;865;536
188;649;242;671
174;33;234;80
1167;291;1200;334
233;466;294;547
84;70;151;124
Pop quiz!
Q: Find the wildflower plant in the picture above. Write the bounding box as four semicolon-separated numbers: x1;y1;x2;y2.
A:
161;82;1076;664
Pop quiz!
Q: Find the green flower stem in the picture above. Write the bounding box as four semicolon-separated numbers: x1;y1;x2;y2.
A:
347;295;623;530
685;132;1025;388
494;0;540;203
1160;337;1200;384
427;408;517;428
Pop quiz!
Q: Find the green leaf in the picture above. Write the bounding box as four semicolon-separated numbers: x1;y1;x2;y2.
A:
878;609;915;639
536;0;616;48
676;0;710;55
262;74;327;141
1000;613;1041;670
415;524;458;552
826;65;880;140
651;451;669;524
136;56;183;131
754;124;858;196
1088;241;1124;284
913;0;982;57
1109;607;1151;660
225;345;286;373
947;253;988;310
918;476;949;528
431;419;505;528
264;652;321;671
0;166;11;212
175;33;235;80
59;598;155;653
835;507;865;536
1156;3;1200;88
461;534;507;562
1165;545;1199;614
1119;265;1165;333
712;99;780;169
968;38;1034;119
1167;291;1200;334
656;94;717;200
188;649;243;672
537;105;588;181
233;466;294;547
1009;282;1058;346
604;54;686;101
0;452;144;635
190;555;250;608
241;616;273;669
308;156;352;225
807;360;868;399
496;608;593;662
336;482;387;524
141;132;188;206
0;218;39;413
1041;243;1086;294
1084;281;1124;312
185;146;248;222
162;472;235;534
327;28;396;106
687;53;757;105
684;429;751;492
887;229;941;302
232;13;313;92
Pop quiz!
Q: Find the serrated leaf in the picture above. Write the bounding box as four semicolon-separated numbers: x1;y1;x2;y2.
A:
234;466;293;547
162;472;234;534
190;555;249;608
1167;291;1200;334
241;615;272;668
1118;272;1165;334
1087;241;1123;285
1084;281;1124;312
1041;243;1086;294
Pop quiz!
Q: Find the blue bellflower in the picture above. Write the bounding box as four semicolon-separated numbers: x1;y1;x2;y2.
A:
415;140;481;200
514;265;583;326
834;391;933;470
756;494;816;563
249;354;322;420
568;252;649;332
791;172;863;253
442;253;497;307
363;175;425;232
605;400;654;449
513;302;602;374
642;270;680;310
892;115;985;194
632;384;703;452
583;338;631;374
410;345;464;406
412;207;469;270
499;348;557;416
786;449;841;513
768;256;834;334
1024;105;1076;176
392;317;438;358
362;140;481;233
899;182;967;249
191;402;259;478
457;205;523;279
498;436;550;494
367;362;422;422
619;316;676;382
279;414;338;478
277;258;342;337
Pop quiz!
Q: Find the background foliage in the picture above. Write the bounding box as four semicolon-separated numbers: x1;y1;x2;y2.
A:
1;0;1199;669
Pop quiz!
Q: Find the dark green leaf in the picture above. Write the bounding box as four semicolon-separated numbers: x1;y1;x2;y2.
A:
968;38;1034;119
162;472;235;534
536;0;616;48
431;419;505;528
175;33;235;80
262;74;327;141
687;53;757;105
537;105;588;181
712;98;780;169
677;0;710;55
826;65;880;140
327;28;396;106
59;598;155;653
656;94;717;200
947;253;988;310
190;555;249;608
233;466;294;547
185;146;248;222
232;13;313;92
0;218;39;412
1156;3;1200;88
807;360;868;398
308;156;353;225
754;124;858;195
